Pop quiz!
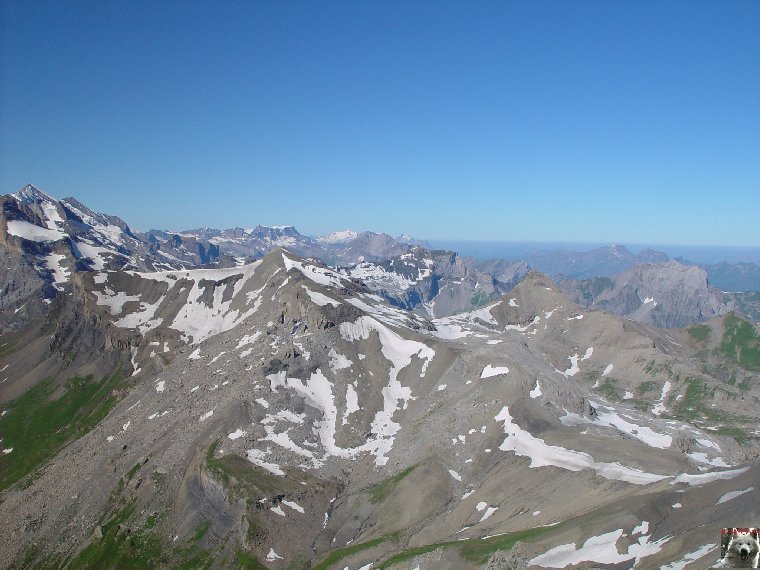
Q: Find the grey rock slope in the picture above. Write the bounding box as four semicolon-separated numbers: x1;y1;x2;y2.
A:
0;185;231;319
1;249;757;569
560;260;738;328
340;247;530;319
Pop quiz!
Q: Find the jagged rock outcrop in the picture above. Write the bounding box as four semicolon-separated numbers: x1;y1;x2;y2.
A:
561;260;736;328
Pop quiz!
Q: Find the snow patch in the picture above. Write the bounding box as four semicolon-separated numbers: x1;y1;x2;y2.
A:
652;381;672;416
302;285;341;307
670;466;749;485
342;384;359;425
716;487;754;504
660;543;717;570
529;529;670;568
6;220;65;242
265;548;283;561
496;406;668;484
480;365;509;378
246;448;284;476
282;500;305;513
328;348;353;372
228;429;246;440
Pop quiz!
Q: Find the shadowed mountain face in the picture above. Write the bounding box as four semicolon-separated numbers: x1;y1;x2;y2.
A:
559;260;740;328
339;247;531;319
1;230;758;568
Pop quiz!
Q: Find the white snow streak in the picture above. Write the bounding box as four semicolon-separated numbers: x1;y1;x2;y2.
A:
480;365;510;378
495;406;667;485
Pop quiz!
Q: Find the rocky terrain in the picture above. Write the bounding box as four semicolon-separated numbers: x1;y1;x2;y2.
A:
0;251;758;568
339;247;530;319
159;225;423;267
560;260;741;329
1;186;759;569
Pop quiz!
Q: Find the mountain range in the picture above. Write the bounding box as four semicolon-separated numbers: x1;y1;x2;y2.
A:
0;185;759;569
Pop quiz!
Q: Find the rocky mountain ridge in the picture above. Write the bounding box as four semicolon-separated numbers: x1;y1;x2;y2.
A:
4;184;756;333
560;260;739;329
0;243;758;568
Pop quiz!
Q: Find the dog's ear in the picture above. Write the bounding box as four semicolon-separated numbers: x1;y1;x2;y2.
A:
751;527;758;539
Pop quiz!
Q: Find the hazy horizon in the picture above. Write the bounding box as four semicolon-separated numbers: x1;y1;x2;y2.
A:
429;239;760;265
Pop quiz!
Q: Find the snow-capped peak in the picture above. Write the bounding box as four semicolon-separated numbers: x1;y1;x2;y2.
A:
317;229;359;244
12;184;57;205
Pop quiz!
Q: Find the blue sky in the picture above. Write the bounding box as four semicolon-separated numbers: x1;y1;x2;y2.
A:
1;1;758;245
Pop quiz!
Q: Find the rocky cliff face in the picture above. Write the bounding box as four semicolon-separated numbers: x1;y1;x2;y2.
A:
561;260;737;328
341;247;531;318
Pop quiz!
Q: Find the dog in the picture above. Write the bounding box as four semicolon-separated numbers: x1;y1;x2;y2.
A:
718;528;760;568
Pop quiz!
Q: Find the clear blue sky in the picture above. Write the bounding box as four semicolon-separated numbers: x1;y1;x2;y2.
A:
1;1;758;245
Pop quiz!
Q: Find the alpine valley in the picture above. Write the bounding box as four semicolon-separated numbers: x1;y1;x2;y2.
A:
1;185;759;569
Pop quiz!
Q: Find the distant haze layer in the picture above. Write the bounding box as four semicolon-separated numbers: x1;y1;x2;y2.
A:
430;240;760;265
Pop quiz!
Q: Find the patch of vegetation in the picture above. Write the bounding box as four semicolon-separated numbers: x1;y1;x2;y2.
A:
235;549;268;569
0;372;123;491
720;314;760;371
577;277;613;303
470;291;497;308
596;379;619;401
672;377;755;429
688;324;711;342
173;520;213;570
630;399;652;413
583;370;600;383
126;462;142;481
313;532;401;570
68;502;166;569
643;360;674;378
459;525;555;563
738;376;753;391
368;465;417;504
716;426;749;444
673;378;712;421
206;441;295;498
0;340;15;357
637;380;658;395
375;525;555;568
377;542;446;567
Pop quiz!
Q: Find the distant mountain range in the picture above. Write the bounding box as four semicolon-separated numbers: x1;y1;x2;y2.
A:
1;184;758;333
473;244;760;292
559;260;737;329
